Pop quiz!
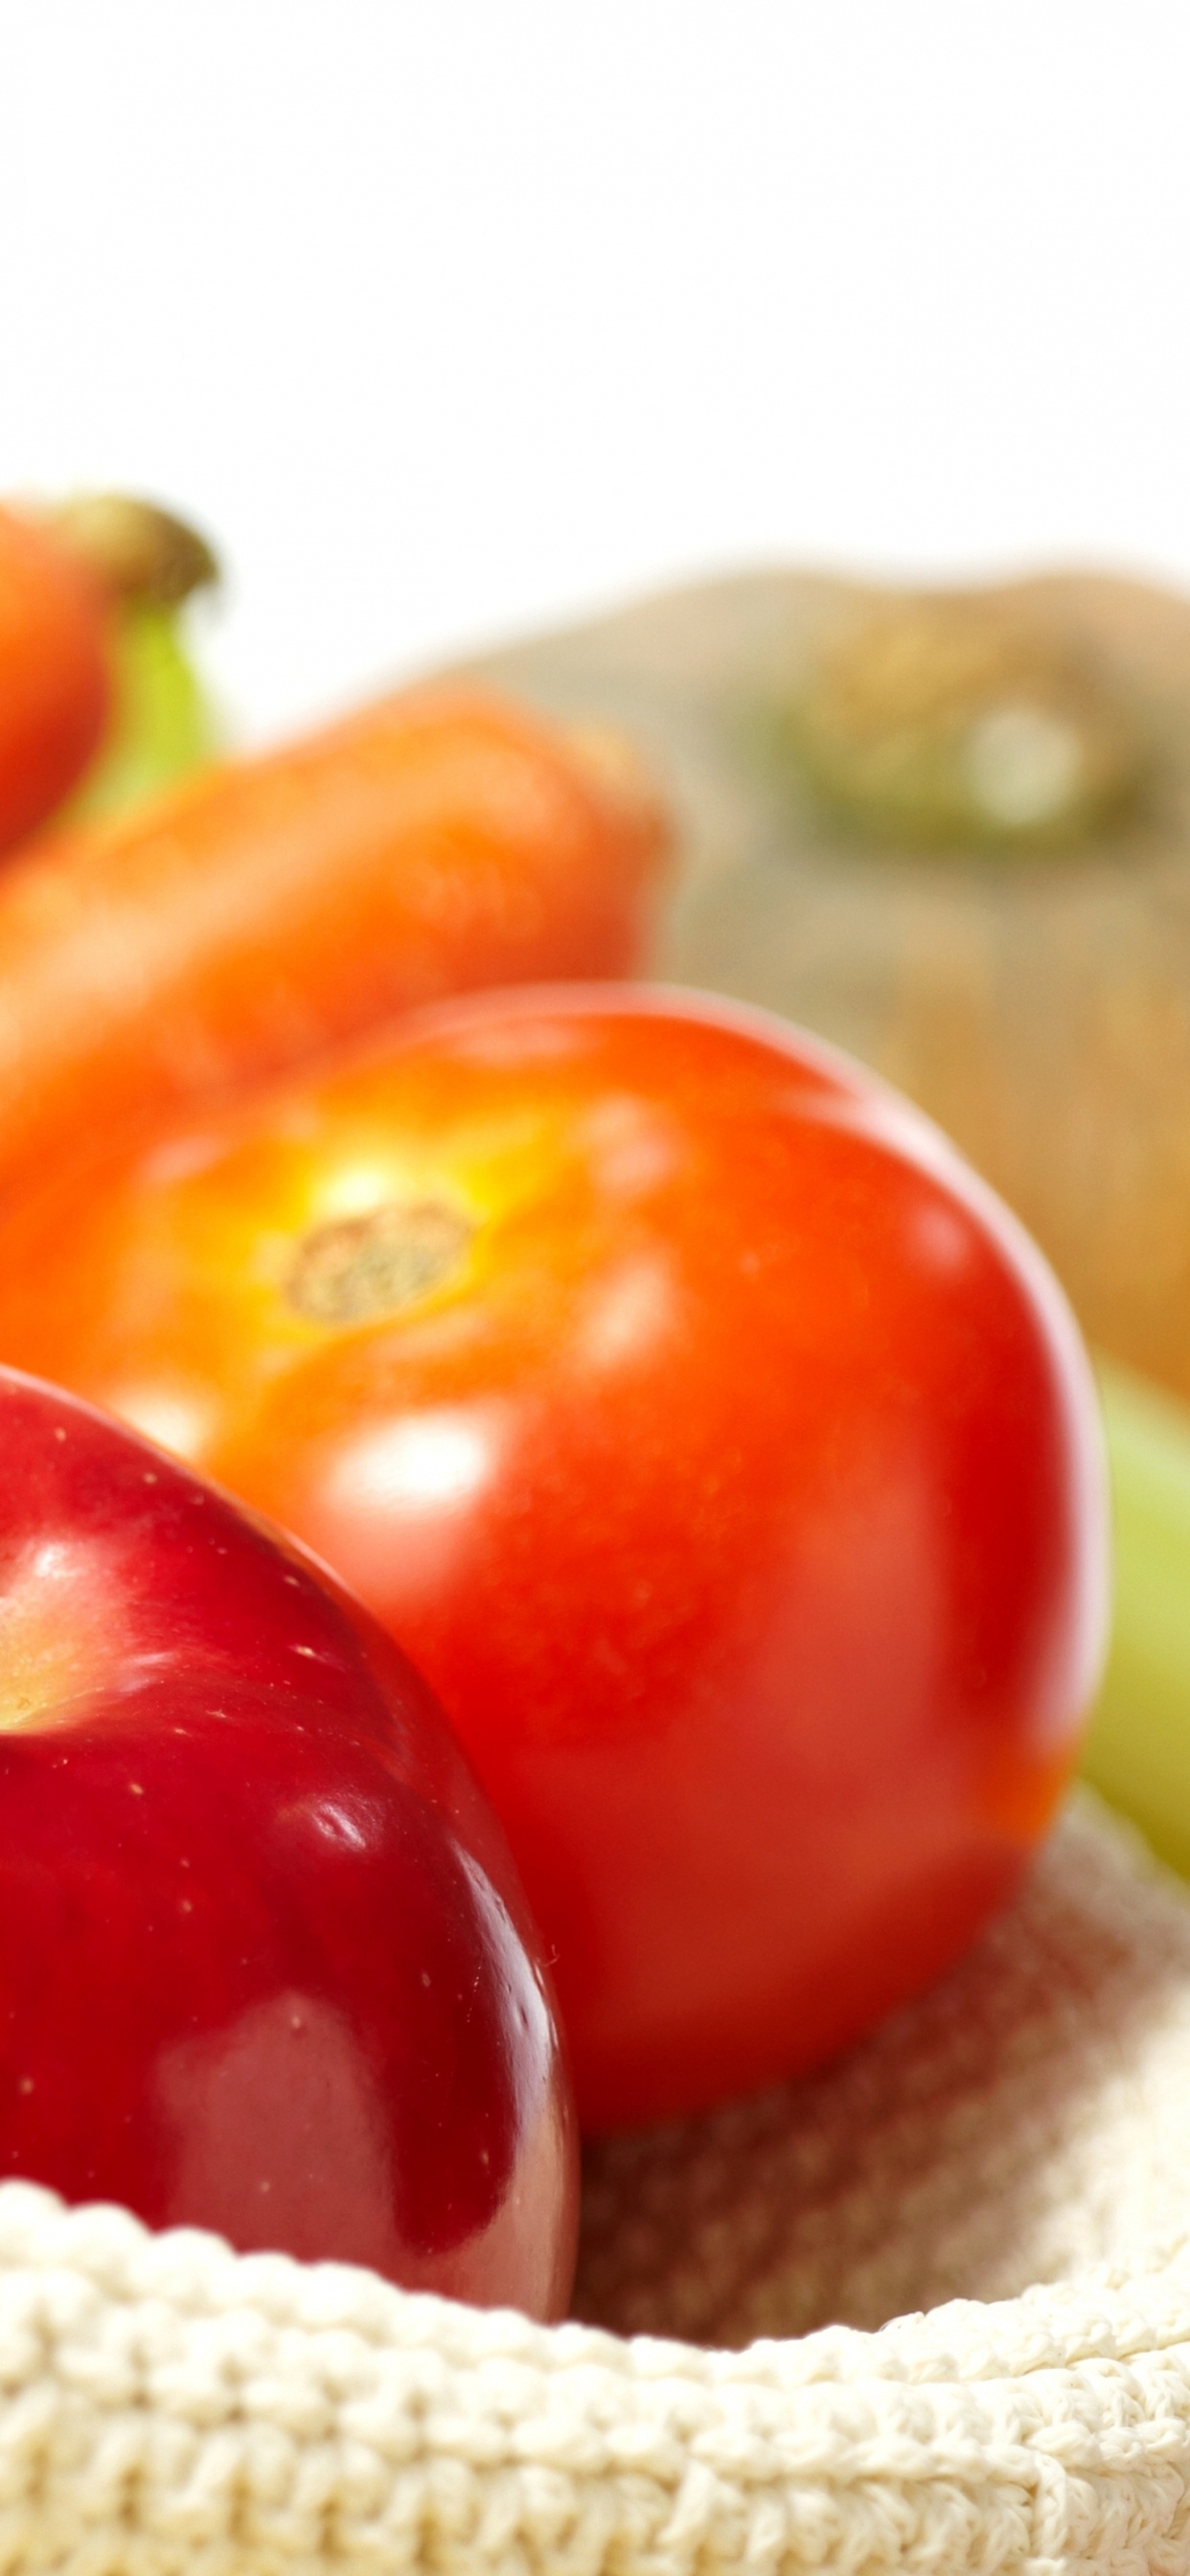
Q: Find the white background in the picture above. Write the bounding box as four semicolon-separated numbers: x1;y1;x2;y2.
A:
3;1;1189;741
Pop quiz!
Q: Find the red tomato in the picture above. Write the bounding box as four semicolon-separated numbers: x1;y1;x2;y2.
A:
0;507;110;849
0;988;1109;2129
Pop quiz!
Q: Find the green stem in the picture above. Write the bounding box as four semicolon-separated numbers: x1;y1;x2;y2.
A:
66;603;220;823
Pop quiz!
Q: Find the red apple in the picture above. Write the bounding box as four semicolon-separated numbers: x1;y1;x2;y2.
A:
0;1367;577;2317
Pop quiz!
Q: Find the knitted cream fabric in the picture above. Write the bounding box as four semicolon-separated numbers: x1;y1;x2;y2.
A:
5;1797;1190;2574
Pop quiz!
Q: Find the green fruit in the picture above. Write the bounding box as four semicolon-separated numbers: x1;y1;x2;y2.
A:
1084;1360;1190;1877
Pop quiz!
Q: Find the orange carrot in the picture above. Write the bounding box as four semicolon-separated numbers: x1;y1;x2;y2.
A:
0;686;669;1203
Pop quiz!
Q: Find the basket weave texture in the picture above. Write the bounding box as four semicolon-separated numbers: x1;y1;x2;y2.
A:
5;1798;1190;2574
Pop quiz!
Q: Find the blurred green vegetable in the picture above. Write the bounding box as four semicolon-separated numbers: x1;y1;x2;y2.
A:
1085;1360;1190;1877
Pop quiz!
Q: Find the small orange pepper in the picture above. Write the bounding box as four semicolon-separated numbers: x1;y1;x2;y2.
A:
0;506;110;852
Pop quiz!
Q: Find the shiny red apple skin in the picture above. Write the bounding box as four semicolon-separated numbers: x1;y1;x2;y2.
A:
0;1368;577;2317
